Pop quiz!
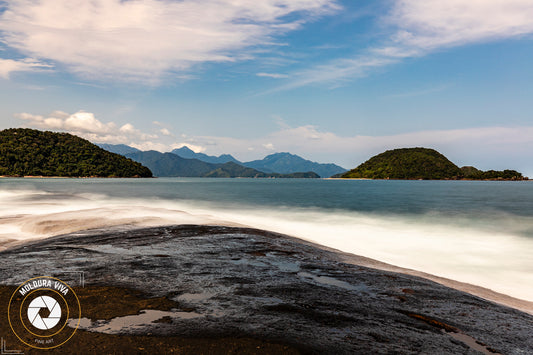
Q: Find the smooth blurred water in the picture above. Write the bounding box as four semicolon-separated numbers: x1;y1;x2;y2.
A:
4;177;533;214
1;178;533;301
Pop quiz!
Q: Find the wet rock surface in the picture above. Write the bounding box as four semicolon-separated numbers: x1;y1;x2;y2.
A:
1;225;532;354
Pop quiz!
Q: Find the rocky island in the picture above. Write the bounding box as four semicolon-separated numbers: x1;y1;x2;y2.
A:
0;128;152;178
339;148;526;180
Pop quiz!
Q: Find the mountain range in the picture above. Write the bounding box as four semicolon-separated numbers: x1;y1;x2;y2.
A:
171;146;240;164
122;150;319;178
243;152;346;178
98;144;346;178
97;143;141;156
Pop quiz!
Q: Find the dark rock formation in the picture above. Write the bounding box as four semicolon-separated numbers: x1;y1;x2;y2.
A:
1;225;531;354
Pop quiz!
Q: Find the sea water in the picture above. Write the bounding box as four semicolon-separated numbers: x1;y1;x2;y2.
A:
1;178;532;302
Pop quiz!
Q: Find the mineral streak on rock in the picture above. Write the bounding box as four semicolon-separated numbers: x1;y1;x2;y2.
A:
0;225;532;354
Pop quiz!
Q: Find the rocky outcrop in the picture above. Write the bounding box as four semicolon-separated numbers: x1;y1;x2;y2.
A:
1;225;532;354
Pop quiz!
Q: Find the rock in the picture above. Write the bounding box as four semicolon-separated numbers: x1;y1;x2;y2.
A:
1;225;531;354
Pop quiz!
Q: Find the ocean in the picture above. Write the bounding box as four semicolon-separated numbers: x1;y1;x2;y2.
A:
1;177;532;302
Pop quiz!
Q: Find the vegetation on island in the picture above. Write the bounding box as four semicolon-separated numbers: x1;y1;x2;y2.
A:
204;162;319;178
459;166;523;180
0;128;152;177
340;148;526;180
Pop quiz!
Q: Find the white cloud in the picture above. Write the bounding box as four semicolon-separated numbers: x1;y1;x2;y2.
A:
65;112;116;134
280;0;533;89
262;143;275;150
0;58;52;79
0;0;338;83
17;110;156;144
160;128;172;136
256;72;288;79
387;0;533;49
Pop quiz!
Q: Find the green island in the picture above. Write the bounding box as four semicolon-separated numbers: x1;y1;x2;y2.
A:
340;147;526;180
0;128;152;177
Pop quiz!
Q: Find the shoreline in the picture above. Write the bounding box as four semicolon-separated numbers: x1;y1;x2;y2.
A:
2;175;530;181
1;224;531;353
2;224;532;316
0;176;155;179
325;177;531;181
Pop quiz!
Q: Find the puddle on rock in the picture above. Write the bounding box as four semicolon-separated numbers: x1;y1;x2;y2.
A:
69;309;202;334
266;256;301;273
228;258;268;267
446;330;502;355
298;272;367;292
177;292;214;302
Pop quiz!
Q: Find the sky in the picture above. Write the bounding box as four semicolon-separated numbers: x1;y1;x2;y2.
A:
1;0;533;174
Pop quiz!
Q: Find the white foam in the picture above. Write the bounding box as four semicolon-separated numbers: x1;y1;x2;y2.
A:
2;187;533;303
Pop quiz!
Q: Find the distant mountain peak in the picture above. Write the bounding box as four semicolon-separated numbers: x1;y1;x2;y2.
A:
174;146;195;153
97;143;346;178
244;152;346;178
96;143;141;156
171;147;240;165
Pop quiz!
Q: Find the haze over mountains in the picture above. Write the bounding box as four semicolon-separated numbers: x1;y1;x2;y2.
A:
98;144;346;178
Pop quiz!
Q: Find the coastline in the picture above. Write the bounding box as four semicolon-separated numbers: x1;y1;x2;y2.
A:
1;222;532;315
325;177;531;181
1;224;531;354
0;176;155;179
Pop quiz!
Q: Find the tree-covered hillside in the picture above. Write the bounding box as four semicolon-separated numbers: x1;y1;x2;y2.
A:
460;166;523;180
342;148;461;180
0;128;152;177
341;147;526;180
204;162;320;178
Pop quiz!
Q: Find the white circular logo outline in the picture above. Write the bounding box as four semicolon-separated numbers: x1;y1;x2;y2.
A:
27;295;62;330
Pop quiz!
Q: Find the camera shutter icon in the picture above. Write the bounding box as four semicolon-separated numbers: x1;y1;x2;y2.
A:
27;296;62;330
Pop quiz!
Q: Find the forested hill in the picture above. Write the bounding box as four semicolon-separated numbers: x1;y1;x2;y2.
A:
0;128;152;177
340;147;525;180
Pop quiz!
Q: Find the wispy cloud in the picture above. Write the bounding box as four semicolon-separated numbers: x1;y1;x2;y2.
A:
0;58;52;79
0;0;339;83
383;83;453;99
256;72;288;79
277;0;533;90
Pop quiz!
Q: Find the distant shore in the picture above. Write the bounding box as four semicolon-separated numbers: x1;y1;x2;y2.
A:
325;177;530;181
2;175;529;180
0;175;154;178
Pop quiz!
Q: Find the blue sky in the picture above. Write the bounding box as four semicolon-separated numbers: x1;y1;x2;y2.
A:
1;0;533;174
